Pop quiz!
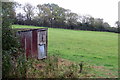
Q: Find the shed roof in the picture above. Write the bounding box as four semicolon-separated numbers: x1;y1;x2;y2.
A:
16;28;48;32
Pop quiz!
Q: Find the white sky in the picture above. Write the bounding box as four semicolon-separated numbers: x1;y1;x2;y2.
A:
14;0;119;27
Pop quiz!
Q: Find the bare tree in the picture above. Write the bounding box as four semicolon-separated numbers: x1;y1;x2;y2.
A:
23;3;35;21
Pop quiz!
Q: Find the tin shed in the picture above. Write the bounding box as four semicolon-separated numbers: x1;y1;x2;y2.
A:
17;28;48;59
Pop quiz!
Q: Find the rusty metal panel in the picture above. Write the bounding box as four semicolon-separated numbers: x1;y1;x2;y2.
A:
25;31;32;57
18;32;26;50
32;30;38;58
37;30;47;59
38;31;46;44
43;32;46;42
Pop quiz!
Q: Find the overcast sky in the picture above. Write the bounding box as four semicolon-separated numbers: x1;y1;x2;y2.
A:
15;0;119;27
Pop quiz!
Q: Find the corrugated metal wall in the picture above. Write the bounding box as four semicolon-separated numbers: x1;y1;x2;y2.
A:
32;30;38;58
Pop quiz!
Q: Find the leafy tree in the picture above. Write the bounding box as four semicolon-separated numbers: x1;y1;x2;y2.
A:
65;10;78;29
37;4;51;27
94;18;104;31
37;3;67;28
2;2;19;51
115;21;119;27
2;2;26;78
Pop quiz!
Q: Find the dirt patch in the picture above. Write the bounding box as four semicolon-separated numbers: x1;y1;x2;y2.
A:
91;65;117;78
57;58;75;66
35;63;46;70
92;66;104;69
34;58;75;70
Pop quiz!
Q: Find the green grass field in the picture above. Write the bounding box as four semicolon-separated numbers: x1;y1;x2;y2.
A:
12;25;118;77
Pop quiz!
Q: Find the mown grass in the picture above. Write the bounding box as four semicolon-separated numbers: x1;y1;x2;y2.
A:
12;25;118;78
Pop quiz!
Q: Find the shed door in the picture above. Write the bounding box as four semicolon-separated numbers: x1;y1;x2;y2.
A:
38;31;46;59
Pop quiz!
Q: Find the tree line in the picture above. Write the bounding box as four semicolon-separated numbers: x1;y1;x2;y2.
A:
14;3;119;33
